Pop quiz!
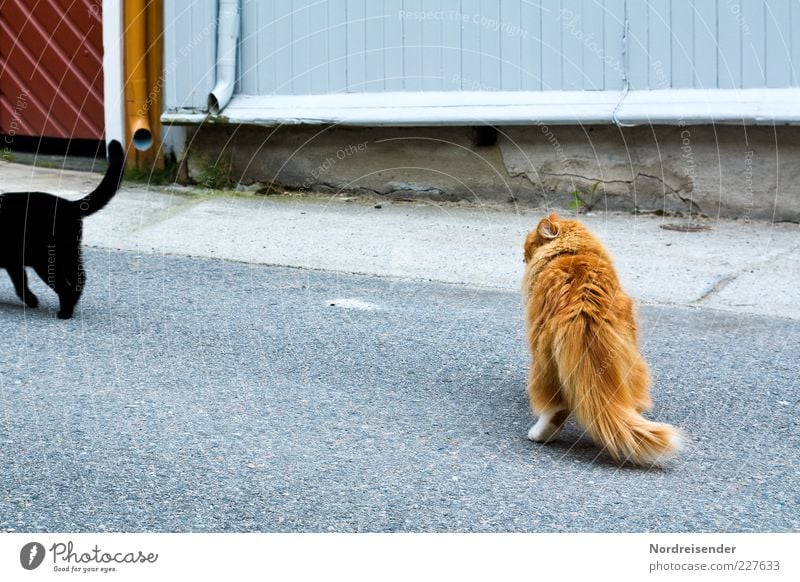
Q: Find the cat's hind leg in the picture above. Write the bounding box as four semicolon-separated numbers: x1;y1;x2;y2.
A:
44;251;85;319
527;356;570;443
629;357;653;413
6;265;39;308
53;274;78;319
36;265;78;319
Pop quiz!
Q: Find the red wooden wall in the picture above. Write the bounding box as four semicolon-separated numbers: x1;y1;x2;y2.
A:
0;0;104;140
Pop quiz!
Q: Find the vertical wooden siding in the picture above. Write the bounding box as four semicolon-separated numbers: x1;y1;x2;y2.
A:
626;0;798;90
163;0;216;110
0;0;104;140
237;0;629;93
166;0;800;108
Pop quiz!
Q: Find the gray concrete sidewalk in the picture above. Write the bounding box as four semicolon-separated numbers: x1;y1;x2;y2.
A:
2;160;799;320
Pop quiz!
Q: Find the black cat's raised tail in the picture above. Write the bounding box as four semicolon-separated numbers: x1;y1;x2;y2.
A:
74;140;126;217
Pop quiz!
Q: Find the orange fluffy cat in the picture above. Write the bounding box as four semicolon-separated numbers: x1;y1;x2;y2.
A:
522;213;681;465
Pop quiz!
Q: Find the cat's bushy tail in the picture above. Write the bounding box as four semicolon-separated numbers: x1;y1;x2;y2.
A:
555;314;682;466
74;140;125;216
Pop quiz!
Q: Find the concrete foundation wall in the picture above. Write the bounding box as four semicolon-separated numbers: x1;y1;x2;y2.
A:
184;124;800;221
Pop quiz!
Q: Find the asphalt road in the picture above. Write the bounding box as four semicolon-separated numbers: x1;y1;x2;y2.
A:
0;249;797;532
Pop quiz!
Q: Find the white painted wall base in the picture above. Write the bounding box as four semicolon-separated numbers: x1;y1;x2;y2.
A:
162;88;800;127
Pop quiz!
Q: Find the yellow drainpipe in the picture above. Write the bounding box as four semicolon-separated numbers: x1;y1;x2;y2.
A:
145;1;163;160
123;0;162;168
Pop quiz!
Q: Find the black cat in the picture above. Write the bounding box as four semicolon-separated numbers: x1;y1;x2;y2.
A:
0;140;125;319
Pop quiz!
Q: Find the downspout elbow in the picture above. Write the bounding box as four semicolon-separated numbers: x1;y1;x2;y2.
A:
208;0;240;114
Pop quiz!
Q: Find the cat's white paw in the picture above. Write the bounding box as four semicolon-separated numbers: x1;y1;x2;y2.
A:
527;410;565;443
527;422;561;443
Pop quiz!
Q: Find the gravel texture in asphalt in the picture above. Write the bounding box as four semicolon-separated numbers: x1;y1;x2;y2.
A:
0;249;797;532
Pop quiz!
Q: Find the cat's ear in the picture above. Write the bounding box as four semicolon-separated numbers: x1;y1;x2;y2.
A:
538;215;560;239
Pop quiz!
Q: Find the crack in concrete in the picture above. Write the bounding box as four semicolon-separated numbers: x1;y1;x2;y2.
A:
298;180;383;197
532;171;703;215
539;171;636;186
636;173;703;215
692;241;800;304
302;180;457;201
695;274;739;304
